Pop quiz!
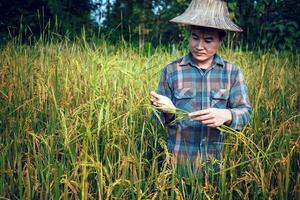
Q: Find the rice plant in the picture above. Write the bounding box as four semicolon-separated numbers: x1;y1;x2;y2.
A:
0;36;299;199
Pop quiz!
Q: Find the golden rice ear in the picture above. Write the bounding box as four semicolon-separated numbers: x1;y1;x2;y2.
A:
170;0;243;32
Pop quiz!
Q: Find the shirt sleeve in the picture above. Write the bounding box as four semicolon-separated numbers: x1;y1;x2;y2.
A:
228;67;252;130
151;67;175;126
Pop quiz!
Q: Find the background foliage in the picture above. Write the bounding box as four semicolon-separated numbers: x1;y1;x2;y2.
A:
1;0;300;49
0;0;95;41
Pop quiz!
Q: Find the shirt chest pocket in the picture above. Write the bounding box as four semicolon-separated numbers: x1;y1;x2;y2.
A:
211;89;229;108
174;88;196;111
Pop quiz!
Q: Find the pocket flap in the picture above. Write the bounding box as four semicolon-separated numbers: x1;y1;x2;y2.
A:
211;89;229;100
174;88;196;99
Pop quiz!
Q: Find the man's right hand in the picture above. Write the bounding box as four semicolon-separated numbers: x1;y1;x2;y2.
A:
150;91;176;114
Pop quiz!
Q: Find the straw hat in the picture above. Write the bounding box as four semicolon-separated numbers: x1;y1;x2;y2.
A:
170;0;243;32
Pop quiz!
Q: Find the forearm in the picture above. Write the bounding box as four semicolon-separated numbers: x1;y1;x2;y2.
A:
228;67;252;130
224;109;233;126
228;107;252;130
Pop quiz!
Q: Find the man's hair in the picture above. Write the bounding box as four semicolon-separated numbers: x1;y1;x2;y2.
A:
190;25;226;40
218;30;226;40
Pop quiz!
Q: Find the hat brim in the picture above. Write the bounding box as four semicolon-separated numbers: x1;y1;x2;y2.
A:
170;17;243;32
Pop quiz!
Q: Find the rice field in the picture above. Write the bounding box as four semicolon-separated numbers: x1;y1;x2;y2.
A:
0;37;299;199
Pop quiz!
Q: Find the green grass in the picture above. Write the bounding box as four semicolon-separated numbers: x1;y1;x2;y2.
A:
0;37;299;199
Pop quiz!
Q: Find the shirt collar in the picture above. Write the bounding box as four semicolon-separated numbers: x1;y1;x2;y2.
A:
179;52;225;68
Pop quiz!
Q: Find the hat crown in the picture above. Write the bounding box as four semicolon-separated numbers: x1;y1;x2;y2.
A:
170;0;243;32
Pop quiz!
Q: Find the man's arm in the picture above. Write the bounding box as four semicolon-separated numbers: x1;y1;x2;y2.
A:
189;67;252;130
227;67;252;130
150;67;176;126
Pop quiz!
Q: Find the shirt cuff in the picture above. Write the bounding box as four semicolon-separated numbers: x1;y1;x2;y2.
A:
228;109;243;130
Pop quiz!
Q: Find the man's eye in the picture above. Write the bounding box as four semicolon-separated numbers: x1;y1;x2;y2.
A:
205;40;212;43
193;36;198;40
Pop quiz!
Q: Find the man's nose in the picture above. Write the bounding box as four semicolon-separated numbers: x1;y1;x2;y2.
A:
196;40;205;50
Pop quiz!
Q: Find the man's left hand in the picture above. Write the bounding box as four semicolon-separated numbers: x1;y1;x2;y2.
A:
189;108;232;128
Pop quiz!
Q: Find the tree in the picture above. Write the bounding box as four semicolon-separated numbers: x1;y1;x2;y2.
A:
102;0;155;46
233;0;300;49
0;0;96;42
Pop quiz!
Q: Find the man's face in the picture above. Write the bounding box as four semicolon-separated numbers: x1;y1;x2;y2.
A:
189;27;222;66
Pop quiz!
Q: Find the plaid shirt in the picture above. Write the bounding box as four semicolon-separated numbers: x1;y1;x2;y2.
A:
155;52;252;166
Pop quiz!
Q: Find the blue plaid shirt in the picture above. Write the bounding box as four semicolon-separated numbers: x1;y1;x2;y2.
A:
155;52;252;165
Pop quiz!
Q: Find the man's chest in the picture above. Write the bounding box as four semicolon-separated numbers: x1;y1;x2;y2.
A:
169;67;232;111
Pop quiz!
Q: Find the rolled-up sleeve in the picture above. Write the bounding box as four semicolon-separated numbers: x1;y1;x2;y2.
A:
228;68;252;130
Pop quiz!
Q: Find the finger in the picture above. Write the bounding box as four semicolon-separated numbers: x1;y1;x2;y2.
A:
153;105;165;111
150;91;161;99
207;124;218;128
201;119;216;125
153;105;160;109
152;101;160;107
191;114;213;121
150;97;157;103
189;109;211;117
150;98;165;106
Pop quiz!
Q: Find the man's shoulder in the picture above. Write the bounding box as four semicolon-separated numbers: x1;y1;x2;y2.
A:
222;60;241;72
162;56;185;74
222;60;246;81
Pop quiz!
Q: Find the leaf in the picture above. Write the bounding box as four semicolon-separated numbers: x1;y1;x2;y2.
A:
275;24;285;33
228;2;237;11
288;21;299;29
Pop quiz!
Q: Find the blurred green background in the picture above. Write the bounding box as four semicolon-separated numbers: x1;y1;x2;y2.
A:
1;0;300;50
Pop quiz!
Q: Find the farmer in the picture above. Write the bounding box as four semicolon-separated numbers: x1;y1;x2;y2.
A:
150;0;252;174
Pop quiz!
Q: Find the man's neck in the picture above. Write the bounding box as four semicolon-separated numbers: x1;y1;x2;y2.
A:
192;57;214;69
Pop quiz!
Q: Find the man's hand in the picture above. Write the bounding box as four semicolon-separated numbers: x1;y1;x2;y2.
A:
150;91;176;114
189;108;232;128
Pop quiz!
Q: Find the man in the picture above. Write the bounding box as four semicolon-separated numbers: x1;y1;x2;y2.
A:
150;0;252;174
